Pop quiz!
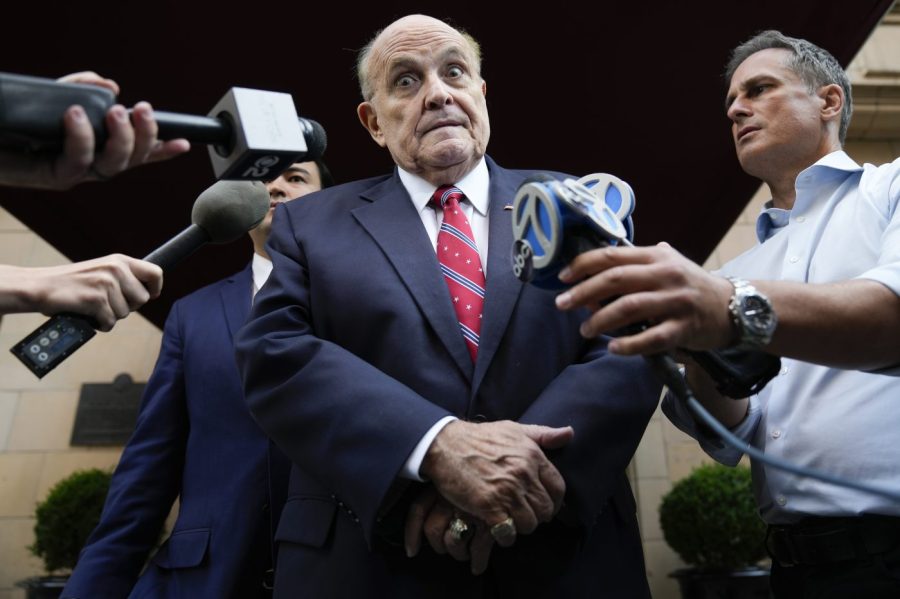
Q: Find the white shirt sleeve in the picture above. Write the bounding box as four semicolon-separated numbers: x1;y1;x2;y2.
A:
398;416;458;481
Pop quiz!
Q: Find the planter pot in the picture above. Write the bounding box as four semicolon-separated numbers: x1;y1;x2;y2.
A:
15;576;68;599
670;566;772;599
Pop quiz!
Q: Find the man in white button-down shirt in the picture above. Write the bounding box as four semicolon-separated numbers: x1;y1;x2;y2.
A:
555;30;900;598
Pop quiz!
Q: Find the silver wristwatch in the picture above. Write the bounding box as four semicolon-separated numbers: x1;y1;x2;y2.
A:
726;276;777;349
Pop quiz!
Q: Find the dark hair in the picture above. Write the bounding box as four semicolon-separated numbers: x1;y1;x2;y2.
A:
725;30;852;144
314;158;335;189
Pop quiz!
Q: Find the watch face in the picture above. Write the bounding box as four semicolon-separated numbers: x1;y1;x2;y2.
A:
742;295;776;335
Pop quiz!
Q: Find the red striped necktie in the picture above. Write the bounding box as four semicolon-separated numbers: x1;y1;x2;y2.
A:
432;185;485;362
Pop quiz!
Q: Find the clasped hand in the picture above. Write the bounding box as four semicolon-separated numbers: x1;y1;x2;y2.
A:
404;419;573;574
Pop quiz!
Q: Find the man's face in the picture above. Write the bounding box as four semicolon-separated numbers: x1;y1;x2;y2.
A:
357;15;490;186
251;161;322;244
725;48;833;180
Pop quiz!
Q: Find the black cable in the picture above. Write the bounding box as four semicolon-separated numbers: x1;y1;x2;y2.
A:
645;353;900;503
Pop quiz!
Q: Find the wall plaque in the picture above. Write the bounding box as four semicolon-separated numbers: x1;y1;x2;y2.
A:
70;373;145;446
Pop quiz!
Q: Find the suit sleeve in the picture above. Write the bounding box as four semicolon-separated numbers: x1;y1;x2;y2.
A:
235;208;451;546
61;303;189;599
517;339;662;526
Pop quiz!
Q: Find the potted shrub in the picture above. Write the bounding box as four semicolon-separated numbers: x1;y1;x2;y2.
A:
659;463;772;599
17;468;112;599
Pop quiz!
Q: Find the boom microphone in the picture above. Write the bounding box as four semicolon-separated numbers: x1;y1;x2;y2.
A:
10;180;269;378
0;71;327;180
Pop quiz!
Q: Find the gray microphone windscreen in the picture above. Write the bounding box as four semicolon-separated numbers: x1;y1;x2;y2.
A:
191;180;269;243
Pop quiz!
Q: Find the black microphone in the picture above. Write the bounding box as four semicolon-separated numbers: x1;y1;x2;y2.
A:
9;180;269;378
510;172;780;399
144;180;270;268
0;71;327;180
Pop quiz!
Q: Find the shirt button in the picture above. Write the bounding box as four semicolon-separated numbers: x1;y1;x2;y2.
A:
789;256;800;263
780;367;789;376
795;216;806;223
772;429;782;439
777;496;787;506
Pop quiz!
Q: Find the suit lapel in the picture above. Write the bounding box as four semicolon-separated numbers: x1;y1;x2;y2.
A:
220;263;253;340
352;174;473;380
472;161;526;391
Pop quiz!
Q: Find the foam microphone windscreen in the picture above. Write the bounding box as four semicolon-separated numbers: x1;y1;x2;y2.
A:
192;180;270;243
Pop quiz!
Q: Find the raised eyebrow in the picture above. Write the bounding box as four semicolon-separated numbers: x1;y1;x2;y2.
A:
439;47;470;67
386;57;421;79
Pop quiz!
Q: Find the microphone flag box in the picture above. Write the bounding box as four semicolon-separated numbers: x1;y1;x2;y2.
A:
207;87;308;180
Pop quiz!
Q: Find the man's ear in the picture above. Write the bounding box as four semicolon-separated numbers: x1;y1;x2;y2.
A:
357;102;386;147
819;83;844;124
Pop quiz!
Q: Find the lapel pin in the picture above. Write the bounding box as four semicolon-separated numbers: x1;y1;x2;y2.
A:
503;204;513;210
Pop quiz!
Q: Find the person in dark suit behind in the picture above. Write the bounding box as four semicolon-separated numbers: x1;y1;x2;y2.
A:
235;14;662;598
61;158;333;599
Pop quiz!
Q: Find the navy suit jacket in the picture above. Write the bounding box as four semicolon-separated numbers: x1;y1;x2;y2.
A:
63;265;290;599
235;157;662;598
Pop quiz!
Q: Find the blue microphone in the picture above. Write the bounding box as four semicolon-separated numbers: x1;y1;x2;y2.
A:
511;172;635;289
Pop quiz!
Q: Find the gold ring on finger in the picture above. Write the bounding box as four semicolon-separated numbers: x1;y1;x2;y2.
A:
448;517;469;542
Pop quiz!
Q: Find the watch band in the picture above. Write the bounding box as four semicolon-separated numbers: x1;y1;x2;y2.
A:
726;276;777;348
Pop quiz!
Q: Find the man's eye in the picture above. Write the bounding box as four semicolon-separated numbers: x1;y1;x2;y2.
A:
396;75;416;87
288;176;306;184
447;65;464;78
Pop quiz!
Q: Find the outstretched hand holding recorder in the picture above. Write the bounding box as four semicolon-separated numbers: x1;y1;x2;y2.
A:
9;180;269;378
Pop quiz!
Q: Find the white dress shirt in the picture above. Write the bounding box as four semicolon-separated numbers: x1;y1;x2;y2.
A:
251;252;273;299
397;157;491;480
664;151;900;524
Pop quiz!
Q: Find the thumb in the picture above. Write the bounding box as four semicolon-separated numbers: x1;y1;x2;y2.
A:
520;424;574;449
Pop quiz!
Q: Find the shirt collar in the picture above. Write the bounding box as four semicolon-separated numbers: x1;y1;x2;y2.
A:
754;150;863;242
806;150;862;174
398;157;490;216
756;204;792;242
251;252;273;296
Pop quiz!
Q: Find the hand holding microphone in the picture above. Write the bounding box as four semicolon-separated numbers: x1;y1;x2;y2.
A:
0;71;327;185
0;71;190;190
10;179;269;378
511;172;779;399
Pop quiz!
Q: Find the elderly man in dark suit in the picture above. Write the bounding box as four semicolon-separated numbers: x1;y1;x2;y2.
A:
236;14;661;598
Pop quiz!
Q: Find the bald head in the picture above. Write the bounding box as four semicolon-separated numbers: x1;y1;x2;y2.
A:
357;14;482;101
355;13;490;185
